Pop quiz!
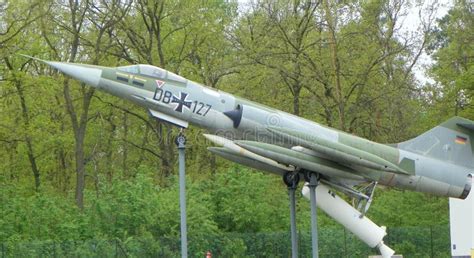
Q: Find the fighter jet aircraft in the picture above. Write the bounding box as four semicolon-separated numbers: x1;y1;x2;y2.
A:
26;56;473;257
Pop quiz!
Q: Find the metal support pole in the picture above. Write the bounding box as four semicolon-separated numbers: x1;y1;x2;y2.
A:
308;173;319;258
288;185;298;258
284;172;300;258
176;131;188;258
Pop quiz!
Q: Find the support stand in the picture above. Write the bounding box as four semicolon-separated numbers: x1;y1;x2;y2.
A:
283;172;300;258
308;172;319;258
176;131;188;258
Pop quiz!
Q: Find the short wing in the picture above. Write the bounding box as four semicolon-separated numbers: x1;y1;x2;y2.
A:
234;140;364;180
208;147;288;176
266;126;409;175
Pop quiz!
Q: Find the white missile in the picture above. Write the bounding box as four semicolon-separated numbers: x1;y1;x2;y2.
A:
302;183;395;258
203;134;294;172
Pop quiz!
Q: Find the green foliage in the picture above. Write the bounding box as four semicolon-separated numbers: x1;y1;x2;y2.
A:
209;166;288;233
0;0;471;256
1;166;452;256
0;183;84;243
369;189;449;227
427;0;474;119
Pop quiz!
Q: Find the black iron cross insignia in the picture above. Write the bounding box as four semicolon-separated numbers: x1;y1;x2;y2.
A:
171;92;192;113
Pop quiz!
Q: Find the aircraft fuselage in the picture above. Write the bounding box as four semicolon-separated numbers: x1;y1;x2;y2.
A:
45;61;473;199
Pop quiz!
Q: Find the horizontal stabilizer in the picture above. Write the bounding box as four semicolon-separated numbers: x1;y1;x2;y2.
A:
456;122;474;131
267;127;408;175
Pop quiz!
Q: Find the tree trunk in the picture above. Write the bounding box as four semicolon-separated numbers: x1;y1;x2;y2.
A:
293;87;301;116
25;136;40;191
323;0;345;130
6;58;41;191
63;79;95;210
74;131;86;209
122;112;128;175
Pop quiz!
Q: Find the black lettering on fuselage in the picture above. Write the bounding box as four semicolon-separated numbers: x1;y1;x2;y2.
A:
153;88;212;116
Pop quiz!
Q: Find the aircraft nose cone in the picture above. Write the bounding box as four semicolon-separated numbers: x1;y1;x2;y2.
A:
46;61;102;87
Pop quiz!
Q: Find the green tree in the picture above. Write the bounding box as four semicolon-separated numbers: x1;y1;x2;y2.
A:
428;0;474;119
231;0;432;142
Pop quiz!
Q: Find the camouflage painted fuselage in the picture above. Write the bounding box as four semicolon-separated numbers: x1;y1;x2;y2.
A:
44;61;474;199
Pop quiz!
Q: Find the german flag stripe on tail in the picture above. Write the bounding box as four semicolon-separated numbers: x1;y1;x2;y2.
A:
455;135;467;144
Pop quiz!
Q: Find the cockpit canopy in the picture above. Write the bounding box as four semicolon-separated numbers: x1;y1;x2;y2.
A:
117;64;187;84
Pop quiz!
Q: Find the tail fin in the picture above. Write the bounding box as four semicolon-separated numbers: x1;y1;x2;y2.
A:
398;117;474;168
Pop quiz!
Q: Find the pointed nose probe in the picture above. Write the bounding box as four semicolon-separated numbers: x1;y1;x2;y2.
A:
44;61;103;88
20;55;102;88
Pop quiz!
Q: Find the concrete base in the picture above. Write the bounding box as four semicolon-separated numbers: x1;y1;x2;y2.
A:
368;255;403;258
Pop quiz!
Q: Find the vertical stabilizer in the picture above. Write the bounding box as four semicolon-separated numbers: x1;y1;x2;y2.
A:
398;117;474;168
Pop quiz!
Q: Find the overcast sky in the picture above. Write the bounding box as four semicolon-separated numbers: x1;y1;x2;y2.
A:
402;0;453;84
